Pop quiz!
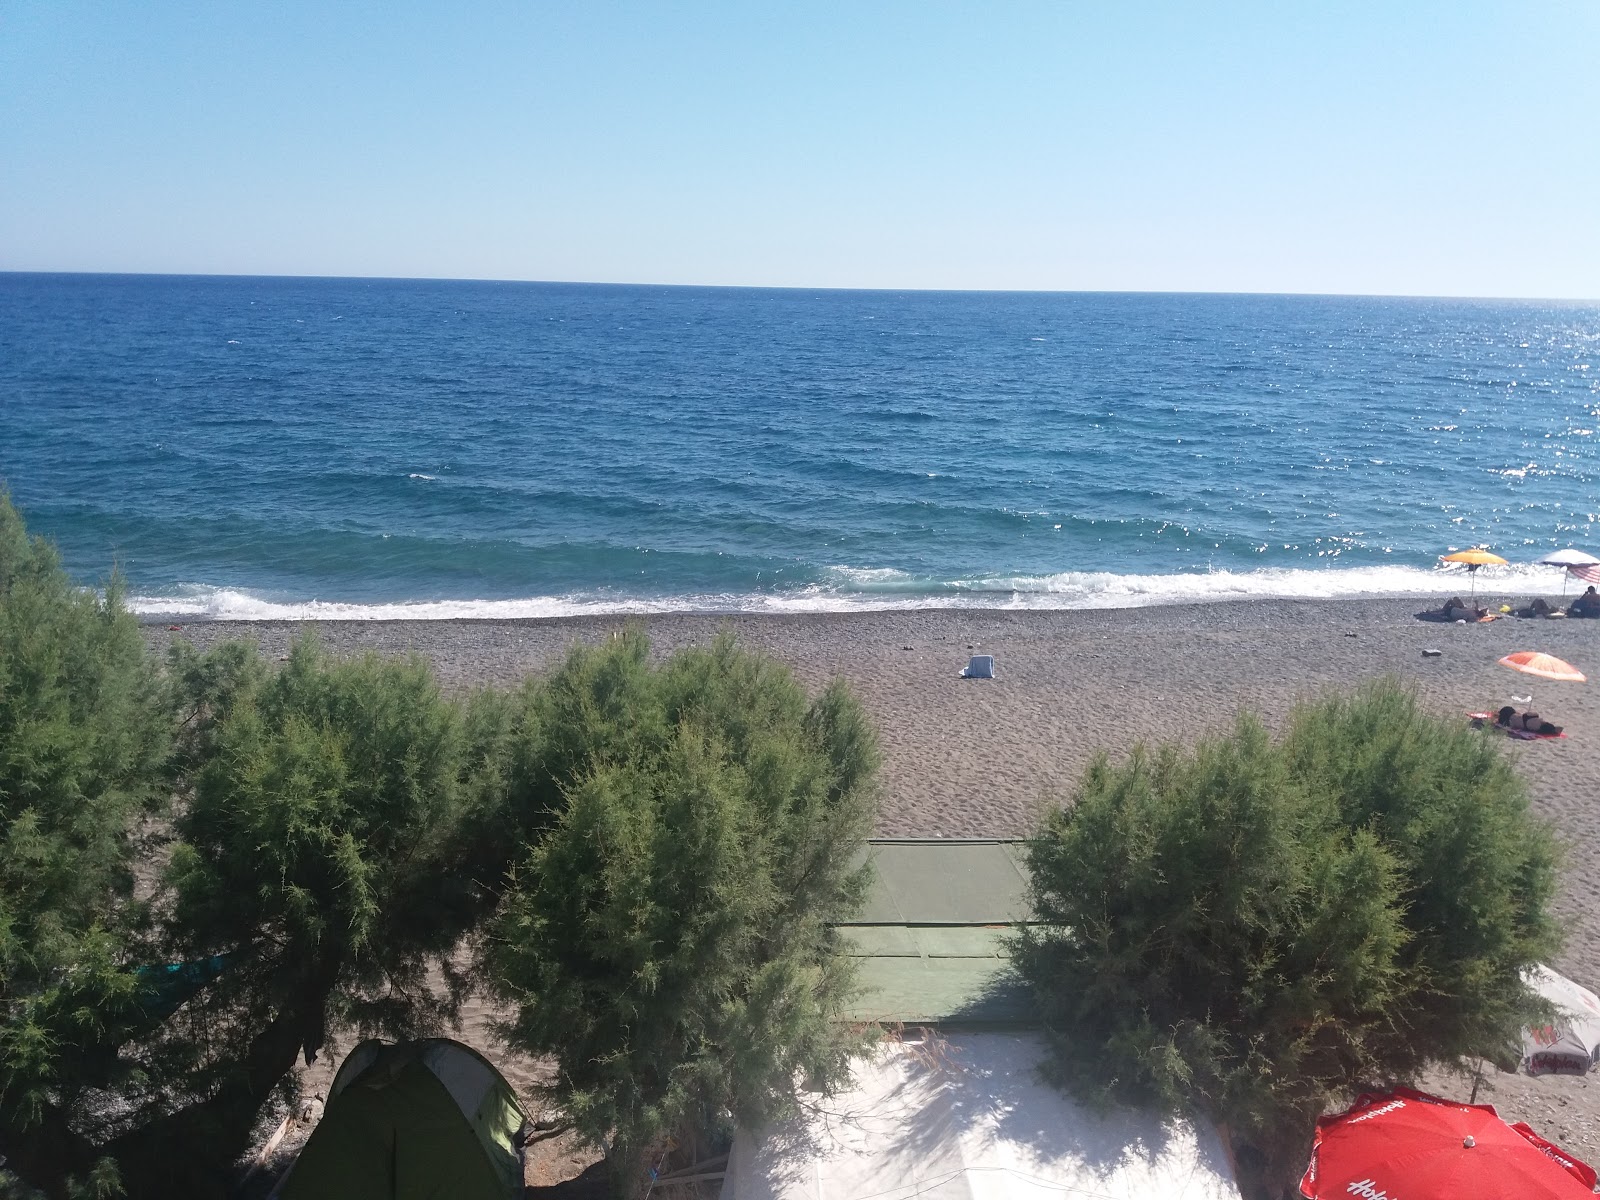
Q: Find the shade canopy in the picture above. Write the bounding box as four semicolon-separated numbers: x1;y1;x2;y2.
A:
1499;652;1586;682
1441;549;1508;567
1299;1087;1596;1200
1537;548;1600;568
1523;964;1600;1077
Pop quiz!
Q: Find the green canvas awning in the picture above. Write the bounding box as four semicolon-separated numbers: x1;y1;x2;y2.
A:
838;840;1034;1028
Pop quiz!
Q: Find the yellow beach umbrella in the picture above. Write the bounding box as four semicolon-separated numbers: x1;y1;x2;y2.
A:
1440;548;1508;604
1499;652;1586;683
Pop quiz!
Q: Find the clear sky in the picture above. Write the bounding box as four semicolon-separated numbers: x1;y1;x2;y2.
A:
3;2;1597;297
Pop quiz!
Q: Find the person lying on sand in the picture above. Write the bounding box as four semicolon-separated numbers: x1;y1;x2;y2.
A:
1496;706;1563;736
1514;597;1556;618
1570;586;1600;618
1418;597;1484;622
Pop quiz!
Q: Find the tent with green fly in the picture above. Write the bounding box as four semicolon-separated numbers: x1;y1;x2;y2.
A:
272;1039;527;1200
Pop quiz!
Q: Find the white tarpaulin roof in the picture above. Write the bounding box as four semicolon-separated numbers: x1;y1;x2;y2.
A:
719;1032;1240;1200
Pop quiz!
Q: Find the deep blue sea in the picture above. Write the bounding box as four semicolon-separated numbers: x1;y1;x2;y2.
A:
2;273;1597;618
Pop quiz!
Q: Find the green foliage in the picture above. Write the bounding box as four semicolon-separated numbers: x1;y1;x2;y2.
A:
1280;683;1561;1064
157;633;506;1081
0;493;883;1198
483;630;880;1187
1015;678;1560;1193
0;491;174;1134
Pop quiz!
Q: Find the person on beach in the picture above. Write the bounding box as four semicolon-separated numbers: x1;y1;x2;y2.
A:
1517;597;1554;618
1497;706;1563;736
1419;597;1482;621
1570;587;1600;618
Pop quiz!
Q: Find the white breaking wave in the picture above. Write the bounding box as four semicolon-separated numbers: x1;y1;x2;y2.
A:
127;562;1572;621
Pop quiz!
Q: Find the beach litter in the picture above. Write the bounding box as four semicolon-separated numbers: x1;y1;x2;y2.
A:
959;654;995;679
1422;648;1442;657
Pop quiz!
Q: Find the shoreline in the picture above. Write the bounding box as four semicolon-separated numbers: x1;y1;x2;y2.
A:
124;569;1587;624
134;589;1581;626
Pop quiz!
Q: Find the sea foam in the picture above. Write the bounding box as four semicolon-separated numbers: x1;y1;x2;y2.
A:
128;563;1566;621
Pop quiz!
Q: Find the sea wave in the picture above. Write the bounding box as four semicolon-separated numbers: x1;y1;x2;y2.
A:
127;562;1573;621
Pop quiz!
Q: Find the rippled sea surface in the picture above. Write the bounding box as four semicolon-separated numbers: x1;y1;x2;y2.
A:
2;274;1597;617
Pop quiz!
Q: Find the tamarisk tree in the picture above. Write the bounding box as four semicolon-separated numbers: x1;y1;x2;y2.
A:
1015;680;1560;1199
0;493;174;1194
483;631;880;1195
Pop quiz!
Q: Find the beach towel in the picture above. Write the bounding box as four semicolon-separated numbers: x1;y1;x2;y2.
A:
1467;712;1567;740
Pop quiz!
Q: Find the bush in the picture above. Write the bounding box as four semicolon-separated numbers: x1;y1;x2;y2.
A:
482;630;879;1193
0;490;883;1199
111;633;512;1194
0;509;518;1200
1014;679;1560;1198
0;492;174;1192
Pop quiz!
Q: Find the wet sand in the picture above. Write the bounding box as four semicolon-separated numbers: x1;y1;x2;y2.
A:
147;596;1600;1163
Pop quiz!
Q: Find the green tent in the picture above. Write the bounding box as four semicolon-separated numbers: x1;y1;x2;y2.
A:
274;1039;528;1200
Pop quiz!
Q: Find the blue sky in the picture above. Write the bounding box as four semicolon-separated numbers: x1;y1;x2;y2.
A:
3;2;1597;296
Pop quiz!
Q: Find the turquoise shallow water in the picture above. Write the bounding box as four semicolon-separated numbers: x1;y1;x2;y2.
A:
2;274;1597;617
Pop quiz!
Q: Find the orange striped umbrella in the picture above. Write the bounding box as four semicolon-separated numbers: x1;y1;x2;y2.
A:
1499;652;1586;683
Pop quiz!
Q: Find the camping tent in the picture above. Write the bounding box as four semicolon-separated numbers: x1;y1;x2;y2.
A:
273;1039;528;1200
718;1032;1240;1200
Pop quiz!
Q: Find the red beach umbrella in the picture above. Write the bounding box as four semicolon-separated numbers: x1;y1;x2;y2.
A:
1300;1087;1597;1200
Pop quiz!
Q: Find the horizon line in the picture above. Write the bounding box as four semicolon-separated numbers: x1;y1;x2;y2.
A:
3;269;1597;306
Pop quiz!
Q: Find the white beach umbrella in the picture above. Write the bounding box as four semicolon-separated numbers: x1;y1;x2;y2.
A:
1536;549;1600;595
1536;549;1600;567
1521;964;1600;1076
